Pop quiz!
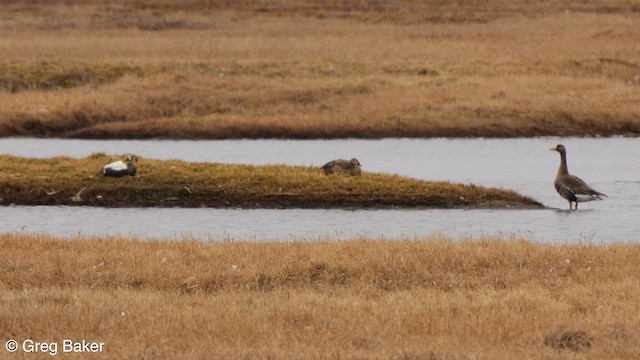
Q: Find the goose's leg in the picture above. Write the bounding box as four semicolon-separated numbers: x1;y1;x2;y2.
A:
575;203;578;210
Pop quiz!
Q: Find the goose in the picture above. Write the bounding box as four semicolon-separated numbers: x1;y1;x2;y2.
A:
321;158;362;176
103;154;137;177
550;144;606;210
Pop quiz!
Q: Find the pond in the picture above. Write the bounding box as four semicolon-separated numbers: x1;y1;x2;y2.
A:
1;137;639;243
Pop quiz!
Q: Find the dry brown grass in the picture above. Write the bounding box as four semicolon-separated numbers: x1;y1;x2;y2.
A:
0;154;541;208
1;233;640;358
0;1;639;138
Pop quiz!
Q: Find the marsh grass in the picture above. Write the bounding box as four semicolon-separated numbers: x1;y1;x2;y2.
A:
1;1;639;139
0;62;146;93
0;155;540;208
1;233;640;358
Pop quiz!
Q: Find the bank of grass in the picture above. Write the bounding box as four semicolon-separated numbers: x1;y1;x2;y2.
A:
1;233;640;358
0;155;540;208
1;1;639;139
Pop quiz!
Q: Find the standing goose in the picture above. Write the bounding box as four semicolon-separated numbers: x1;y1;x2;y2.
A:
103;154;138;177
321;158;362;176
550;144;606;210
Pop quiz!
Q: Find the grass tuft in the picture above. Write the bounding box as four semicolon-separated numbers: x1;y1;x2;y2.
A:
544;328;593;352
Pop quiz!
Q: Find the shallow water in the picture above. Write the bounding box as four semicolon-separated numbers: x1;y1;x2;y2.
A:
1;137;639;243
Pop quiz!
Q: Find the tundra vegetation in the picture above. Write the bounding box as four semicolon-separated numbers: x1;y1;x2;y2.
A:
0;2;637;358
0;0;639;139
1;233;639;358
0;155;541;208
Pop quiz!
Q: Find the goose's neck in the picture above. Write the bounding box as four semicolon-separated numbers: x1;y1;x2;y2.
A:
557;151;569;176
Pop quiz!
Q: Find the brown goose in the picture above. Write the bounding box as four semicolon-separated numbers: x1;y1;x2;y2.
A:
321;158;362;176
550;144;606;210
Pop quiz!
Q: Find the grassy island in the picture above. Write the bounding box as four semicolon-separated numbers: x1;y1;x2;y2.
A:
0;155;541;208
1;233;639;358
1;0;639;139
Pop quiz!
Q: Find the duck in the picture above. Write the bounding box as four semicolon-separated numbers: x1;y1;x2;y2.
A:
321;158;362;176
550;144;606;210
103;154;137;177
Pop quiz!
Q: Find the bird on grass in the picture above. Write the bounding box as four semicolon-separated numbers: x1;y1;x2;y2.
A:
321;158;362;176
550;144;606;210
103;154;138;177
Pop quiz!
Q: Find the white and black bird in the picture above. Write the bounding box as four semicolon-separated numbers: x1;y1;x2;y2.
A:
550;144;606;210
103;155;138;177
321;158;362;176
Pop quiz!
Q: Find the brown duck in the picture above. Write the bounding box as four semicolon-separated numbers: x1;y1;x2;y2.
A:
550;144;606;210
321;158;362;176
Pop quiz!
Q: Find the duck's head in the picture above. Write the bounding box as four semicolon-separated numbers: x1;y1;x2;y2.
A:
350;158;361;166
549;144;566;154
124;154;138;163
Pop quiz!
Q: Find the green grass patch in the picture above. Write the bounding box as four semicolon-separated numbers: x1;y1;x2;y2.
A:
0;62;146;92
